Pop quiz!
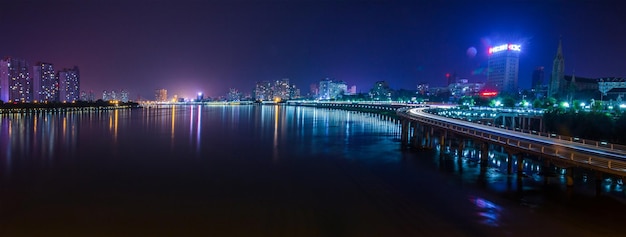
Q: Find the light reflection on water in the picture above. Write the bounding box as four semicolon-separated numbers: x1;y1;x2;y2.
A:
469;196;501;227
0;105;624;236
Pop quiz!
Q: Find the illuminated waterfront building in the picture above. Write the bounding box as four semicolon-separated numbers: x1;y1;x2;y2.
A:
58;66;80;102
80;91;87;101
254;79;299;101
318;78;331;100
155;89;167;102
289;84;301;99
417;83;429;96
448;79;485;98
0;57;32;102
254;81;271;101
318;78;347;100
32;62;58;102
120;90;129;102
487;43;521;93
272;78;290;100
227;88;241;101
369;81;391;101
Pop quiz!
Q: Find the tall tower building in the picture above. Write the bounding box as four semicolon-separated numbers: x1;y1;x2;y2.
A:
0;57;32;102
32;62;58;102
487;43;521;93
549;39;565;97
58;66;80;102
531;66;545;89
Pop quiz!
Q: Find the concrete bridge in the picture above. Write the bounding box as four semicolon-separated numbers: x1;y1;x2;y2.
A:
396;106;626;190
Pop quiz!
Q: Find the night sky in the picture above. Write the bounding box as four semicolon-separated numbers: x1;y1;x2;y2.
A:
1;0;625;99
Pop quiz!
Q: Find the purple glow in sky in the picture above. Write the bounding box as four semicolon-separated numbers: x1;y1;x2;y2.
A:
1;0;625;99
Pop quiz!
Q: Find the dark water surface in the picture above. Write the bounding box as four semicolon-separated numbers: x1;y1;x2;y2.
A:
1;105;624;236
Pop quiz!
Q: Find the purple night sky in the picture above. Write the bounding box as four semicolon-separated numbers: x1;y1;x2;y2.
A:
1;0;625;99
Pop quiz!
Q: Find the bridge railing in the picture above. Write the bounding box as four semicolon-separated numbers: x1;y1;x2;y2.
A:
422;108;626;153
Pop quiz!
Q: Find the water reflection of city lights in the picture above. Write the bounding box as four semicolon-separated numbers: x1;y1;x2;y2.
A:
196;105;201;153
469;196;501;227
171;106;176;141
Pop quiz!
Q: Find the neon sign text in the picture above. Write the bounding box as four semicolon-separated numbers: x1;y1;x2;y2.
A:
488;44;521;54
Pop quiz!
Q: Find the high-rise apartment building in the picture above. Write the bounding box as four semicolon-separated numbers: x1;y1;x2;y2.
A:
32;62;58;102
155;89;167;102
318;78;347;100
58;66;80;102
318;78;332;100
272;78;291;100
487;44;521;93
254;81;271;101
0;57;32;102
120;90;129;102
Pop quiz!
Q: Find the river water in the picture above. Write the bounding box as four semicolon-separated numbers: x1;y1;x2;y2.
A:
0;105;624;236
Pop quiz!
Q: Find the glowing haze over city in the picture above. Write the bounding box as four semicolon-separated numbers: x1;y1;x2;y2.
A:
1;0;625;99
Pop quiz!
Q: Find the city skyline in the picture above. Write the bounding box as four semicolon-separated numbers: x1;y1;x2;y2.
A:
1;0;625;99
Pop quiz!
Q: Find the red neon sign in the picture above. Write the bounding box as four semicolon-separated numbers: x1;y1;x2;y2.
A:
480;91;498;97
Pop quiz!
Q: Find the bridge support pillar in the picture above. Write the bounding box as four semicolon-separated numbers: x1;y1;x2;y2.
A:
401;119;409;146
411;122;419;148
543;160;552;185
457;139;465;159
566;168;574;187
507;152;513;175
428;127;434;149
457;139;464;173
439;131;447;155
422;126;428;149
480;142;489;167
595;172;603;196
517;155;524;177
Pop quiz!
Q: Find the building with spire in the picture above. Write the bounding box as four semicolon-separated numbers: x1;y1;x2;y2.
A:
549;39;565;97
